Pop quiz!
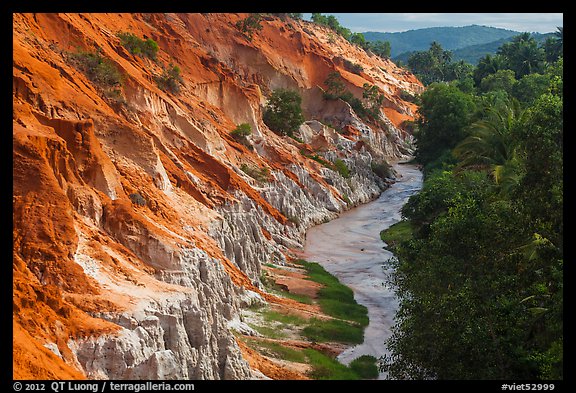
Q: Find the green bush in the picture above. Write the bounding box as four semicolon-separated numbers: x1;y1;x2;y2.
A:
69;49;123;88
344;59;364;75
231;123;252;138
371;161;392;179
263;89;305;137
240;164;270;183
236;14;263;41
334;159;351;178
349;355;379;379
117;32;159;60
155;63;183;93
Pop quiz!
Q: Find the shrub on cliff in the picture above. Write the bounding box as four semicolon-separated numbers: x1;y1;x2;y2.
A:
263;89;305;137
236;14;263;41
117;32;159;60
230;123;253;149
231;123;252;138
155;63;183;94
69;48;123;88
334;159;351;178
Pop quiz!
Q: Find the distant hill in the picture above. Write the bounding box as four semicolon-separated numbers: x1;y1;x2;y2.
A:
363;25;520;58
451;32;554;64
364;25;556;65
392;31;554;65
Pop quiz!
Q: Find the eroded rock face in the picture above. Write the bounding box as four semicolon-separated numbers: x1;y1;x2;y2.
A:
12;12;422;379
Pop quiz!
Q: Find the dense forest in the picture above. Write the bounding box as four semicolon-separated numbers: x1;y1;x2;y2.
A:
380;29;563;379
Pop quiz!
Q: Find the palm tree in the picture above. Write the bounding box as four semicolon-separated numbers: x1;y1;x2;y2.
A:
453;98;527;192
544;26;563;62
498;33;545;78
473;54;505;86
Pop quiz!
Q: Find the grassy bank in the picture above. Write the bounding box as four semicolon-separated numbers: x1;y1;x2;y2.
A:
240;259;378;379
380;220;414;250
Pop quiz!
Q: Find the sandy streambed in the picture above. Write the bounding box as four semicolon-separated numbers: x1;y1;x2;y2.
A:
303;163;423;379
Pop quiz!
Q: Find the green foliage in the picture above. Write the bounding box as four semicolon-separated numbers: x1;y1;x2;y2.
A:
414;83;476;166
511;73;551;104
311;13;351;40
349;32;369;50
302;318;364;344
407;41;454;85
69;48;123;88
244;338;306;363
155;63;183;93
542;27;563;62
473;53;506;86
324;72;384;121
322;73;382;122
479;69;516;94
231;123;252;138
263;89;305;137
333;159;351;179
235;13;263;41
362;83;384;118
371;160;392;179
323;71;347;99
295;260;368;327
304;349;360;380
349;355;379;379
240;163;270;183
343;58;364;75
380;220;414;250
117;32;159;60
287;13;303;20
384;48;563;379
368;40;391;59
498;33;545;78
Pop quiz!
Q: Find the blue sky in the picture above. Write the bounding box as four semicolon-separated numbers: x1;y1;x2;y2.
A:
303;13;563;34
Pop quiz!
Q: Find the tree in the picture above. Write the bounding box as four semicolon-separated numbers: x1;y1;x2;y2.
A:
473;54;506;87
512;73;551;105
498;33;545;78
349;33;368;50
479;69;516;94
414;83;476;167
368;40;391;59
542;27;563;62
453;97;526;192
236;14;263;41
407;41;455;85
362;83;384;119
512;93;563;248
323;71;347;100
263;89;305;137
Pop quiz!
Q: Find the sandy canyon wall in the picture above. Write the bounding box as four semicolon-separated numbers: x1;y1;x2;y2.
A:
12;13;422;379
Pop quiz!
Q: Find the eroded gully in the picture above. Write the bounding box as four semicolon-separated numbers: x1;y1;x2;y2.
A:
302;163;423;379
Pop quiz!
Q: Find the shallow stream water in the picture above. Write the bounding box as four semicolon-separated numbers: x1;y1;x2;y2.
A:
303;163;423;379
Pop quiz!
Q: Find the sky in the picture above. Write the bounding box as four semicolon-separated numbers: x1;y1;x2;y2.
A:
303;13;563;34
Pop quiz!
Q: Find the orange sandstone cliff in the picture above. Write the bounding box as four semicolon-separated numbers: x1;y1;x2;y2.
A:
12;13;423;379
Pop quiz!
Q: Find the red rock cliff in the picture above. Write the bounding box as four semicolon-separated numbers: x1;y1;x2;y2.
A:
13;13;422;379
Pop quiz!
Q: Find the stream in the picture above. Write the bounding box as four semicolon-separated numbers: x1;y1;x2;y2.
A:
302;163;423;379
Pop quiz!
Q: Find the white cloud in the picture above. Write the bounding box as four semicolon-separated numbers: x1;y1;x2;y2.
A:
314;13;563;34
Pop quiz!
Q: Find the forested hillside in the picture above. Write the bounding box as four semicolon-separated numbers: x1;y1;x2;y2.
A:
363;25;519;58
380;30;563;380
